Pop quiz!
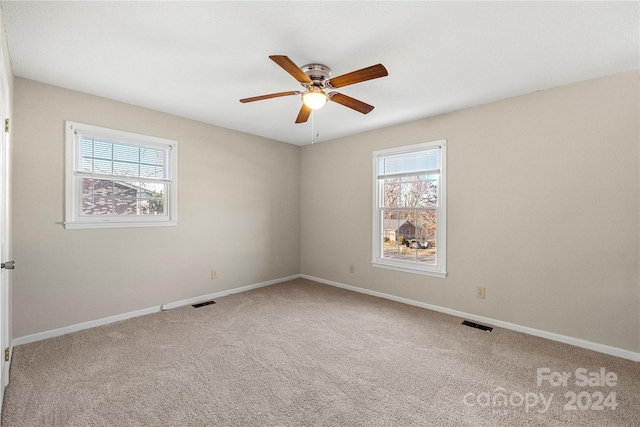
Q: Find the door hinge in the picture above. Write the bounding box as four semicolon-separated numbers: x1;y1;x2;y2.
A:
4;118;8;133
4;348;8;362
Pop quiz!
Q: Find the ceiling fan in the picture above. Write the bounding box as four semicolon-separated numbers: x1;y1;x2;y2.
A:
240;55;388;123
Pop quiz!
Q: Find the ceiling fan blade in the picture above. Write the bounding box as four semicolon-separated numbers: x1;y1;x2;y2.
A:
329;92;375;114
295;104;312;123
269;55;312;84
239;91;300;103
328;64;388;88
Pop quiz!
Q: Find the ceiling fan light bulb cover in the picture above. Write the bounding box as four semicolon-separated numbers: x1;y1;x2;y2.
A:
302;88;327;109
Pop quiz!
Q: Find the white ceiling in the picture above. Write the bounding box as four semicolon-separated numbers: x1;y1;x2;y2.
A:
1;1;638;146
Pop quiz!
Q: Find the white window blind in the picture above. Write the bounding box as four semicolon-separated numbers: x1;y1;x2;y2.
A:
376;149;440;178
74;132;170;182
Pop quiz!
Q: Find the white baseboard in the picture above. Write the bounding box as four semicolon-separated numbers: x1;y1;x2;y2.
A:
13;273;639;363
12;305;160;347
159;274;301;310
301;274;640;363
13;274;301;347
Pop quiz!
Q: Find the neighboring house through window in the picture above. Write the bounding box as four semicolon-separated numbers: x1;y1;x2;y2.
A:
372;140;446;277
383;219;416;242
65;121;178;229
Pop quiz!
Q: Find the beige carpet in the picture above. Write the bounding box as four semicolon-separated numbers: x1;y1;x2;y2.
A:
2;278;639;426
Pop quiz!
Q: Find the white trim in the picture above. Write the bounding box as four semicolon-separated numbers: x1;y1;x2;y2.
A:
12;306;160;347
372;140;447;278
159;274;300;310
64;220;177;230
373;140;444;158
13;274;301;347
371;260;447;278
64;121;178;229
300;274;640;362
72;125;176;150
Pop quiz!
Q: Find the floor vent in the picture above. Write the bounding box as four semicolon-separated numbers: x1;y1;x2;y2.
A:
192;300;216;308
462;320;493;332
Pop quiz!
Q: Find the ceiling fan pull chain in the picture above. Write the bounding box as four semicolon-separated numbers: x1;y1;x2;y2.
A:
311;110;315;144
311;110;321;144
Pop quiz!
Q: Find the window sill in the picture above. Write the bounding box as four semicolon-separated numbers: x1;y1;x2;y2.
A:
64;220;177;230
371;260;447;278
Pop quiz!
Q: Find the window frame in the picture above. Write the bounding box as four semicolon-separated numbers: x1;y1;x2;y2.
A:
64;121;178;229
372;140;447;278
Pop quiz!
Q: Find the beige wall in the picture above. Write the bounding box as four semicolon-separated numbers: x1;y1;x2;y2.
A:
9;67;640;355
301;70;640;353
12;78;301;338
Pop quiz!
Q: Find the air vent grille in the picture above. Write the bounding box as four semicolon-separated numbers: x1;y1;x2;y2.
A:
192;300;216;308
462;320;493;332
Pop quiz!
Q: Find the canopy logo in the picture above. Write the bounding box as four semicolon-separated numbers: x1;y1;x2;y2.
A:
463;367;619;416
463;388;553;414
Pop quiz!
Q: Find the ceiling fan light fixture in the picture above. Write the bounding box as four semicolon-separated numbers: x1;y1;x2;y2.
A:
302;86;328;109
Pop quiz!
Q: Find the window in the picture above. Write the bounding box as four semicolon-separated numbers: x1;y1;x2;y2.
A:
372;140;446;277
65;121;177;229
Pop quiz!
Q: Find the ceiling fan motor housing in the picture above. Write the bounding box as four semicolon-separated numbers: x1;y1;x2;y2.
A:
301;64;331;87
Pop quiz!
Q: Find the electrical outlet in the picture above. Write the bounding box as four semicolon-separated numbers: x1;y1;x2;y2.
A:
211;270;218;279
349;264;355;274
476;286;486;299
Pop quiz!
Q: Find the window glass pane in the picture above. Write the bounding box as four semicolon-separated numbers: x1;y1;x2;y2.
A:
139;164;164;179
413;175;438;208
140;147;164;166
382;212;399;242
113;144;139;163
382;210;400;259
139;197;165;216
382;174;438;208
111;181;136;197
384;243;400;259
416;210;437;265
383;209;413;259
81;178;93;196
114;198;138;215
78;136;166;180
383;210;436;265
139;181;165;215
93;159;112;175
378;155;438;264
93;140;112;160
83;178;115;196
81;139;93;158
81;158;93;173
383;178;401;207
139;182;164;195
82;197;114;215
402;210;416;241
113;161;139;177
400;178;415;207
80;179;166;216
381;207;437;265
80;139;94;172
